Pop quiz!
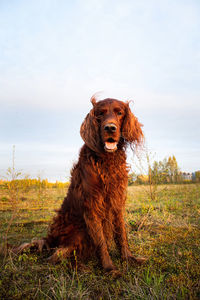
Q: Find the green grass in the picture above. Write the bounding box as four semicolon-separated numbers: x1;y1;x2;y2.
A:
0;184;200;299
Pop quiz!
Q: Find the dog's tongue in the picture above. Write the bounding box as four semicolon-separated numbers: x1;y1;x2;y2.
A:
105;142;117;151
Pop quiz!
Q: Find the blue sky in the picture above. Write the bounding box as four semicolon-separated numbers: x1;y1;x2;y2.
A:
0;0;199;181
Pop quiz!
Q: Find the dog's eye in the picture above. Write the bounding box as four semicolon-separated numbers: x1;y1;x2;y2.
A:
117;111;122;116
98;109;107;117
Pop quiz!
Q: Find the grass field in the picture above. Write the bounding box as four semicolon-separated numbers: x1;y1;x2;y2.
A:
0;183;200;299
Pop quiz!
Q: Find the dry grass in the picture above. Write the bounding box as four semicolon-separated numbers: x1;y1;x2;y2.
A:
0;183;200;299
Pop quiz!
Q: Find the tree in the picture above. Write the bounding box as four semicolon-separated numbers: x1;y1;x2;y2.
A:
151;155;180;184
166;155;179;183
195;171;200;183
152;158;169;184
128;172;137;185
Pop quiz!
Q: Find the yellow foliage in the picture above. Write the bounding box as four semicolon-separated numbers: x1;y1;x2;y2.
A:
137;175;149;183
0;178;70;190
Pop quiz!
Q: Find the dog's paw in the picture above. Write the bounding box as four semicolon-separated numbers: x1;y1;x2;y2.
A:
126;255;148;265
47;247;71;264
12;242;31;254
107;269;122;278
13;238;49;254
31;238;50;252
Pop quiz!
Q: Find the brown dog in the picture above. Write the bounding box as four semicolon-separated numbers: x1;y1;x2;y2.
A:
15;96;146;272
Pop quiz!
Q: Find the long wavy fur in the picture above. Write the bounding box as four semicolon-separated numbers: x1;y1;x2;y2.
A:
15;96;145;271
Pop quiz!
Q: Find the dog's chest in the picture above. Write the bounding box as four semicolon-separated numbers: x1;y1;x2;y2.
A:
95;152;128;194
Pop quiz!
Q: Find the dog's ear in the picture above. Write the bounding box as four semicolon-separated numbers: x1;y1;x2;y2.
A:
80;100;101;153
122;103;143;146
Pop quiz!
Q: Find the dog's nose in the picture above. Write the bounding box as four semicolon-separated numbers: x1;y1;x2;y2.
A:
104;123;117;133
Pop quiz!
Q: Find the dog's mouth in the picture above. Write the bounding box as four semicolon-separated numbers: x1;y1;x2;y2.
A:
104;138;118;152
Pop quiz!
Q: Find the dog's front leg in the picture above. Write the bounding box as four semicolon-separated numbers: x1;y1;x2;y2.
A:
84;212;116;271
114;211;132;258
114;211;147;265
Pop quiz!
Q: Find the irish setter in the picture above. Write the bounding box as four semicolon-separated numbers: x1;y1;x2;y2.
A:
16;96;146;273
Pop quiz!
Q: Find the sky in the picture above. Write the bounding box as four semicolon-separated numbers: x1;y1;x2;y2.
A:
0;0;199;181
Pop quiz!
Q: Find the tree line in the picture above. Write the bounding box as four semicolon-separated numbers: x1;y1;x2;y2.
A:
129;155;200;185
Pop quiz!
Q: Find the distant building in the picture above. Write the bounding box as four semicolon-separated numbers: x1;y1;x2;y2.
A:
181;172;192;181
192;172;196;181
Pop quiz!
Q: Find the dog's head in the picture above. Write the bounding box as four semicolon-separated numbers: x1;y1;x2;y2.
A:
80;96;143;153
